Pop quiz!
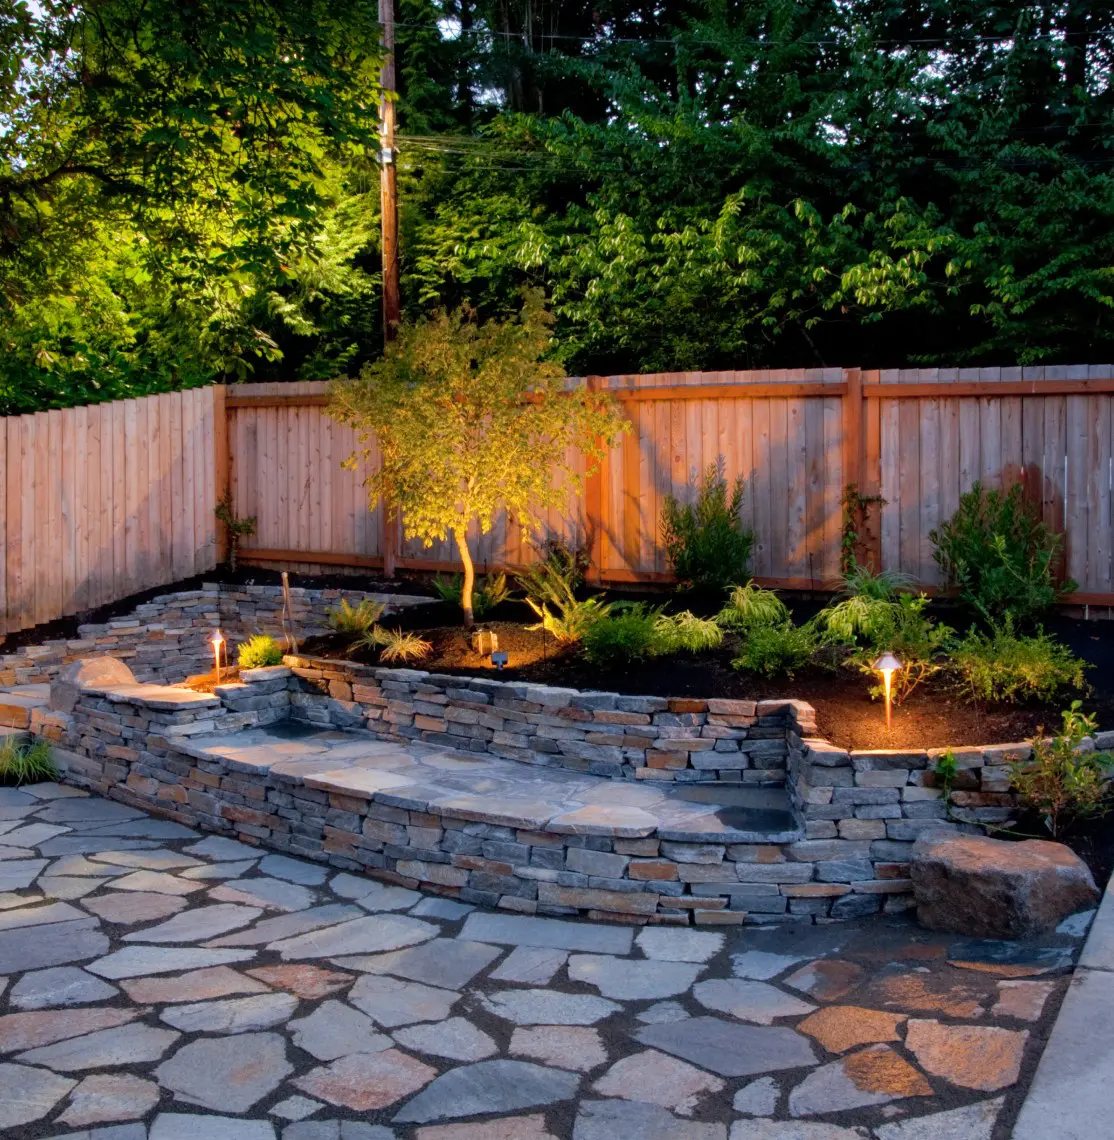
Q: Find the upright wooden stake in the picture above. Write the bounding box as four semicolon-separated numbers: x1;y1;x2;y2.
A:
378;0;400;577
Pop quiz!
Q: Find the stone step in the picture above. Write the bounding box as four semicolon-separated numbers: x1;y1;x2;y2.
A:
0;685;51;729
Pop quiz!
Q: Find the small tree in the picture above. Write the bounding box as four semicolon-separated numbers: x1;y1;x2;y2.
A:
330;292;628;627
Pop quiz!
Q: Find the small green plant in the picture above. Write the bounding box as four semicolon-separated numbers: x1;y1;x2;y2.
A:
715;581;789;633
652;610;724;654
365;627;433;664
952;619;1088;703
432;572;511;620
237;634;285;669
215;490;257;572
518;557;612;643
1010;703;1113;837
0;737;57;785
840;484;886;575
582;604;662;666
732;622;816;677
660;459;754;591
326;597;386;637
930;480;1076;625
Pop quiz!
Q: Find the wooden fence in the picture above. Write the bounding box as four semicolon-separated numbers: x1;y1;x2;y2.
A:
3;365;1112;635
0;387;223;635
226;367;1114;605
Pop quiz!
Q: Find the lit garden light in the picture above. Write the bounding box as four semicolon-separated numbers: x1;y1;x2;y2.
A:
872;651;902;731
211;630;225;683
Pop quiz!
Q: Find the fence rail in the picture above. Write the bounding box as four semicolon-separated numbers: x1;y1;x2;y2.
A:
3;365;1113;636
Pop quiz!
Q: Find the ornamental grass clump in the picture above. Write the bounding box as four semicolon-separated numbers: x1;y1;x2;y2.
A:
326;597;385;637
0;737;56;786
364;627;432;664
715;581;789;633
1011;703;1113;838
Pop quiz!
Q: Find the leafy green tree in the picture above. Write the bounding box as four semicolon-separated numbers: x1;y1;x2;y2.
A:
329;291;627;626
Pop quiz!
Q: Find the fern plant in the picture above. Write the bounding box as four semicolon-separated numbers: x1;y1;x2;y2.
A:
518;558;612;643
326;597;385;637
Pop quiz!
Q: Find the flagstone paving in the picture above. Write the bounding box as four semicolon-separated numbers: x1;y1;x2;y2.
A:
0;781;1096;1138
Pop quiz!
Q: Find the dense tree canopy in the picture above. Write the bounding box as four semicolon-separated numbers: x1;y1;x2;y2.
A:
3;1;1114;411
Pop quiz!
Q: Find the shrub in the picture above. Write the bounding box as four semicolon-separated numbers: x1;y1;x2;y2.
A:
368;628;433;664
952;618;1088;703
583;604;661;666
432;572;511;620
237;634;284;669
1011;702;1113;837
661;460;754;591
732;622;816;677
327;597;385;637
0;737;57;786
653;611;724;654
930;480;1076;625
716;581;789;633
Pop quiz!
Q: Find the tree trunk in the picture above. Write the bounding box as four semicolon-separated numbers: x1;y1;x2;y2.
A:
454;528;476;629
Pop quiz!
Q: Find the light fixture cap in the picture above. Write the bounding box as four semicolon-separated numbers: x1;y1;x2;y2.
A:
871;651;902;673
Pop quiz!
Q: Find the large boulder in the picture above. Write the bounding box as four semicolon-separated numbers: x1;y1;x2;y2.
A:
911;832;1099;938
50;656;137;714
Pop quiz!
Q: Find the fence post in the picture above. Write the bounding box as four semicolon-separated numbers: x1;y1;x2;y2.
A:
584;376;605;585
213;385;230;566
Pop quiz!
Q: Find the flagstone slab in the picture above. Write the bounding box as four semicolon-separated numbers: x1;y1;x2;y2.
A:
0;918;109;973
461;912;633;954
123;903;263;944
211;879;318;912
0;1006;137;1052
209;904;364;948
0;843;34;858
489;947;568;985
181;859;259;881
17;1022;180;1070
85;819;200;840
636;928;724;963
0;823;69;847
394;1016;498;1062
271;914;438;960
991;979;1056;1021
572;1098;727;1140
413;1114;558;1140
37;800;142;824
259;854;329;886
106;870;204;897
288;999;392;1060
87;945;256;979
568;955;703;1000
37;837;161;856
789;1045;932;1117
480;988;621;1026
156;1032;293;1112
873;1097;1003;1140
160;992;299;1034
0;900;87;931
592;1048;725;1114
866;972;986;1018
509;1026;608;1072
39;876;109;900
294;1049;437;1111
731;952;805;981
796;1006;907;1054
150;1113;277;1139
904;1019;1028;1091
348;974;458;1027
284;1124;395;1140
409;896;473;921
46;854;125;878
637;1000;690;1024
340;937;500;989
732;1076;779;1116
0;858;48;890
636;1017;818;1077
728;1123;868;1139
9;966;119;1009
783;960;864;1002
270;1094;323;1122
57;1073;161;1125
185;836;263;861
693;979;815;1025
91;850;202;871
0;1061;77;1128
122;965;271;1004
247;964;353;1000
393;1058;579;1124
82;892;188;925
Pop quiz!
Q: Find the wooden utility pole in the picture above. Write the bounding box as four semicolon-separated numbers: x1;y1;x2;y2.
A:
379;0;400;343
378;0;400;578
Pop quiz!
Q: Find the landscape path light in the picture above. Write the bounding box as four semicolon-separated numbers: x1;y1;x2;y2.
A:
871;651;902;731
211;630;225;684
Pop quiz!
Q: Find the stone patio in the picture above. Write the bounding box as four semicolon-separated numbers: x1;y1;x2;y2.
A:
0;780;1094;1138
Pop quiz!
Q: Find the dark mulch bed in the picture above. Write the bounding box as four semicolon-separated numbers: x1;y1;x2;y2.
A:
304;594;1114;751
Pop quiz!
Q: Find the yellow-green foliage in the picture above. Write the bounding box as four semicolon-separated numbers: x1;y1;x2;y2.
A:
327;597;385;637
716;581;789;633
0;737;57;786
238;634;284;669
953;619;1088;703
364;627;433;664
